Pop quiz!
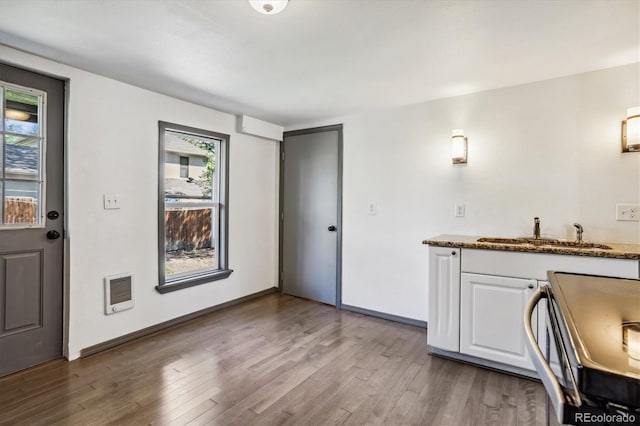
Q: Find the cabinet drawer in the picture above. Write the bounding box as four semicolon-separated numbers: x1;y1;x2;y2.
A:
461;249;638;280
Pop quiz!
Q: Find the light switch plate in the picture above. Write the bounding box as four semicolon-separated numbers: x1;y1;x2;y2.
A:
455;202;465;217
104;194;121;210
616;204;639;221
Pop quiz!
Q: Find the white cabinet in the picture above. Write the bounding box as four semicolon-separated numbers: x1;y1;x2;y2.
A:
427;245;639;374
460;273;537;370
427;247;460;352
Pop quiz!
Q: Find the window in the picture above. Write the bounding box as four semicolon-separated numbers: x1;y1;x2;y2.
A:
0;82;45;228
157;121;232;293
179;156;189;178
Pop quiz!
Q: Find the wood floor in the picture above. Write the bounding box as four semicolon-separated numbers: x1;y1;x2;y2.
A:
0;294;551;425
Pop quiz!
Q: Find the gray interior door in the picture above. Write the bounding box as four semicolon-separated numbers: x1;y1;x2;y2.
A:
0;64;65;376
281;127;341;306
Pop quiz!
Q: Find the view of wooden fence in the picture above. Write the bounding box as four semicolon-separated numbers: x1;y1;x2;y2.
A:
165;208;212;251
4;197;37;224
5;199;212;250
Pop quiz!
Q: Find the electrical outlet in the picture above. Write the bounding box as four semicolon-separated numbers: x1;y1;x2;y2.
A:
455;202;465;218
616;204;639;221
367;202;377;215
104;194;121;210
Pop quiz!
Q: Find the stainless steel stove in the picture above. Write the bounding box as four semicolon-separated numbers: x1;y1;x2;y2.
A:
524;272;640;425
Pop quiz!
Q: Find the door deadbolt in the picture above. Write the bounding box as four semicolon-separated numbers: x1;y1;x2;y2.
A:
47;211;60;220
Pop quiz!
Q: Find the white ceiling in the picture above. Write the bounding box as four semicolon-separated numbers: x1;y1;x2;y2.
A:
0;0;638;127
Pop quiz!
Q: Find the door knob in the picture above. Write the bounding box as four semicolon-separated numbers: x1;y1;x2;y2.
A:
328;225;337;232
47;230;61;240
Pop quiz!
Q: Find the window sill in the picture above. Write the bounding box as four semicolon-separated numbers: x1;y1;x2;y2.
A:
155;269;234;294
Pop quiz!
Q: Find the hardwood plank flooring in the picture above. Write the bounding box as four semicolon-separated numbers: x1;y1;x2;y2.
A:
0;294;553;425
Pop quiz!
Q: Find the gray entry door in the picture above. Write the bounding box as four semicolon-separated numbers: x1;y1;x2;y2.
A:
281;126;341;306
0;64;65;376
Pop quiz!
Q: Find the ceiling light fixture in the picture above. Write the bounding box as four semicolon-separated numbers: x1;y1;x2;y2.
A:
249;0;288;15
5;109;31;121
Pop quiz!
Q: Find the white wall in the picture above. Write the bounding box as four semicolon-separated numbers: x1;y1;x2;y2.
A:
1;45;280;359
290;63;640;322
3;44;637;353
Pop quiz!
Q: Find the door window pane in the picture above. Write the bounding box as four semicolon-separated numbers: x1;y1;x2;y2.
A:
4;89;41;136
0;82;45;228
3;180;40;224
5;135;40;179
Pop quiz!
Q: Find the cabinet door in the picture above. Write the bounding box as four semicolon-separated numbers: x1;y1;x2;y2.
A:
428;247;461;351
460;273;537;370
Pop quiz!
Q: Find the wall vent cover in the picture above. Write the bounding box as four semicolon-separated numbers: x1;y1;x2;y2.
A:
104;273;134;315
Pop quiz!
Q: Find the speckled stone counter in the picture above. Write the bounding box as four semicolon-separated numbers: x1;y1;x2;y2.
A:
422;234;640;260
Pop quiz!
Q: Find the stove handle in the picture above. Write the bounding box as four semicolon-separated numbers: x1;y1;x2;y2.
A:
524;288;566;425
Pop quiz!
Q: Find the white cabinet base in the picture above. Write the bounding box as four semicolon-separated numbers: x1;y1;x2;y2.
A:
460;273;537;370
430;347;539;379
427;247;461;352
427;245;639;375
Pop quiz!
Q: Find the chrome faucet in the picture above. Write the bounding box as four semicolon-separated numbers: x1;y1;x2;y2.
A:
573;223;583;241
533;217;541;239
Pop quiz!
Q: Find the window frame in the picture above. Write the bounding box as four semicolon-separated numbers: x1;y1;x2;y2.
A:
0;81;47;230
156;121;232;294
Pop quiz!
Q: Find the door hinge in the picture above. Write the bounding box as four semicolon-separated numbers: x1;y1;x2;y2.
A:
281;152;285;161
281;212;284;221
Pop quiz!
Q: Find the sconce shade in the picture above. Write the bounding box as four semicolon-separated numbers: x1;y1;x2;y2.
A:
249;0;288;14
451;129;467;164
622;106;640;152
623;322;640;361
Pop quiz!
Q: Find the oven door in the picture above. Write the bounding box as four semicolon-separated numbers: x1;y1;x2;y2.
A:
524;285;582;425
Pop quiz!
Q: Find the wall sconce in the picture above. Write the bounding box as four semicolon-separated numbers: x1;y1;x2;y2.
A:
623;321;640;368
622;106;640;152
451;129;467;164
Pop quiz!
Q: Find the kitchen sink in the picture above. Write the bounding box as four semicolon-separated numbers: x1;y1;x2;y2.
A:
477;237;528;245
547;240;612;249
476;237;612;250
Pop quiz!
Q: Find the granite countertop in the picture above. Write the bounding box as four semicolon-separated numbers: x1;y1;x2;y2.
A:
422;234;640;260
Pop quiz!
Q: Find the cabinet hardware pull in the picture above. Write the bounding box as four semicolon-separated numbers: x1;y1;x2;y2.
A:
528;283;534;289
451;251;457;256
